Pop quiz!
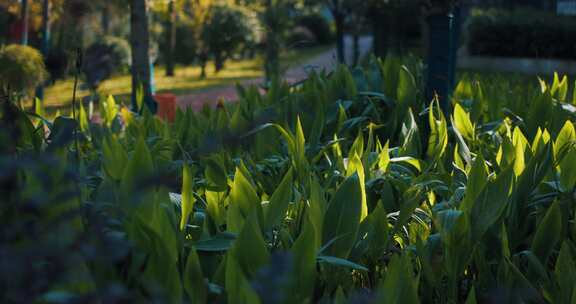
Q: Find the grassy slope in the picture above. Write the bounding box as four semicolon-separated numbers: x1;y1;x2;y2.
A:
40;46;332;112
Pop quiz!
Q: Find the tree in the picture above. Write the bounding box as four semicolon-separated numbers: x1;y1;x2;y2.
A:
165;0;176;76
309;0;355;64
130;0;156;113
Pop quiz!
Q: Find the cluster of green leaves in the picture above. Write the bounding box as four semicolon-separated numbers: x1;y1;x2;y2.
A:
3;56;576;303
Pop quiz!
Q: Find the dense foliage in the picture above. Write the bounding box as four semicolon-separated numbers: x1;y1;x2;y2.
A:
201;3;259;72
2;57;576;303
467;8;576;60
82;36;131;91
0;44;48;98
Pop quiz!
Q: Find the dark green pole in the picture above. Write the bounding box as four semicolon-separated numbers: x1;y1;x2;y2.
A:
20;0;29;45
36;0;51;101
448;4;461;90
425;11;454;115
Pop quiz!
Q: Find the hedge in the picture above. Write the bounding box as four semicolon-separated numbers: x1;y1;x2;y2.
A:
467;8;576;60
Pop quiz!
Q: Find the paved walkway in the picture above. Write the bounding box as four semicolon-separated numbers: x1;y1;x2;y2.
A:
177;36;373;111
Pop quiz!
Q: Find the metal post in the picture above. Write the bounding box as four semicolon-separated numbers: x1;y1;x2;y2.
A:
425;12;454;115
21;0;29;45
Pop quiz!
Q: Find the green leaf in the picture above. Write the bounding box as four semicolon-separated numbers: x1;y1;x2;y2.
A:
452;103;475;142
346;153;368;222
230;211;270;278
378;141;391;173
308;176;326;249
427;100;449;162
264;168;293;230
317;255;368;272
102;95;119;127
290;214;317;302
184;248;207;304
194;233;236;252
225;255;261;304
378;254;420;304
531;201;562;264
102;135;128;180
554;241;576;304
469;168;514;241
322;173;363;259
465;287;477;304
230;167;260;219
180;164;195;230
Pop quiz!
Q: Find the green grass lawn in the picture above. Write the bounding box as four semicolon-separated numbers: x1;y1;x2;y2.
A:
41;45;332;113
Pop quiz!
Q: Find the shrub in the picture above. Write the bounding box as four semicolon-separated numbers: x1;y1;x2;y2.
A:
294;13;333;45
164;19;198;66
82;36;131;91
467;8;576;60
201;3;259;72
0;44;48;97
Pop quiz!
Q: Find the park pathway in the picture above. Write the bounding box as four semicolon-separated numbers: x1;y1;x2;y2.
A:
177;36;373;111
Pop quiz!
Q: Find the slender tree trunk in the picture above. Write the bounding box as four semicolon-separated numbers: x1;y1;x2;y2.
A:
21;0;29;45
130;0;156;113
36;0;51;101
264;0;279;82
101;4;110;35
334;10;345;64
352;33;359;66
166;0;176;77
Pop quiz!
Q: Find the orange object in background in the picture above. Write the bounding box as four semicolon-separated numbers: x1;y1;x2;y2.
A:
154;93;176;122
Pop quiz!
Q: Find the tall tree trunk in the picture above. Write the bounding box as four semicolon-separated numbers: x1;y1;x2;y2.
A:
130;0;156;113
101;4;110;35
334;10;345;64
36;0;51;101
165;0;176;77
264;0;279;82
20;0;29;45
352;33;359;66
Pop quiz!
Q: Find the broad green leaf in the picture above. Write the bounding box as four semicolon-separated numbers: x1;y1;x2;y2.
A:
225;255;261;304
317;255;368;272
348;130;365;161
531;201;562;264
78;101;89;133
264;168;293;230
397;65;417;109
390;157;422;172
290;214;317;302
102;135;128;180
468;168;514;241
322;173;363;259
194;233;236;252
231;211;270;278
184;248;207;304
206;190;225;228
120;136;153;195
308;176;326;249
230;167;260;219
512;127;527;176
346;154;368;222
378;254;420;304
555;120;576;156
551;72;568;102
378;141;390;173
180;164;195;230
427;100;449;162
465;287;477;304
453;103;475;142
103;95;119;127
554;241;576;304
